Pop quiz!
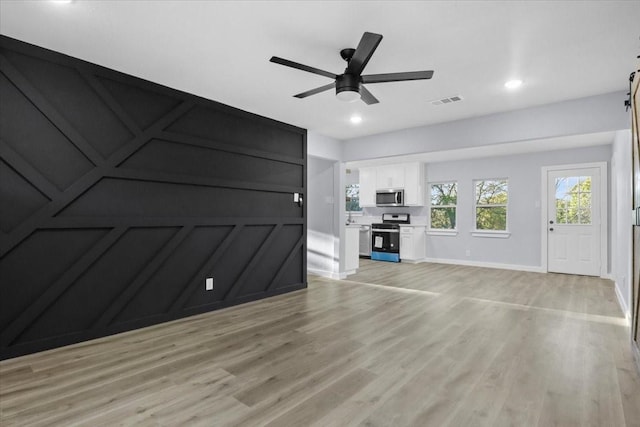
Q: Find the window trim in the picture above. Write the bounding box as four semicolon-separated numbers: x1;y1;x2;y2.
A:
428;181;458;231
473;178;509;232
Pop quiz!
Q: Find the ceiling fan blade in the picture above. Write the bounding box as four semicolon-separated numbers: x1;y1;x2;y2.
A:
293;82;336;99
270;56;336;79
347;32;383;76
361;70;434;84
359;85;379;105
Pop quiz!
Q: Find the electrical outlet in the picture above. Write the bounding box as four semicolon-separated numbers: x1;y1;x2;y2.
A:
205;277;214;291
465;249;471;257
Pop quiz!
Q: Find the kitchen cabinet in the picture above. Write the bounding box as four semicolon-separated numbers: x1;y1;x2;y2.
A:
400;226;426;262
376;165;405;189
358;225;371;256
403;162;424;206
345;226;360;274
359;167;376;207
358;162;424;207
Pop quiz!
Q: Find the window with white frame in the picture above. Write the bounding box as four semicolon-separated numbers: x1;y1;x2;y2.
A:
345;184;362;212
474;179;508;231
429;182;457;229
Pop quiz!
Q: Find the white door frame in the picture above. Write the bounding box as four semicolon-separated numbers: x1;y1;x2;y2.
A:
540;162;608;277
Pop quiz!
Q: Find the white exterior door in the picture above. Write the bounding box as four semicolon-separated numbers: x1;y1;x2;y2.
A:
547;167;601;276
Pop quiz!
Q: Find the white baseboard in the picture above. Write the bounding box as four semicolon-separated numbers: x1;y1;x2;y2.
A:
422;257;545;273
614;281;630;324
401;259;425;264
308;268;347;280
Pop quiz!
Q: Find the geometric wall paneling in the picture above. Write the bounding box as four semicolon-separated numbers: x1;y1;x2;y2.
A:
96;76;182;131
0;228;110;335
235;224;305;298
185;224;275;307
56;178;303;219
275;244;305;290
0;35;306;359
120;139;304;188
2;49;135;158
0;71;95;190
166;105;304;158
0;159;50;233
113;226;233;324
13;227;180;345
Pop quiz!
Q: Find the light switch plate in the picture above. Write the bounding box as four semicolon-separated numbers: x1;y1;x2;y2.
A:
205;277;214;291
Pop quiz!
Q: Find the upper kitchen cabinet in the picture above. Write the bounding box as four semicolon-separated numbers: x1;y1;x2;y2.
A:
359;162;425;207
359;167;377;207
376;165;405;189
403;162;424;206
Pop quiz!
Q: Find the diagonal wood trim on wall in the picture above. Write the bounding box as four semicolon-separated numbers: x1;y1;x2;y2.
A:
0;36;307;360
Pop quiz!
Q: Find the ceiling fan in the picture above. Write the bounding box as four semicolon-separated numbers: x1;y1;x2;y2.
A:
270;32;434;105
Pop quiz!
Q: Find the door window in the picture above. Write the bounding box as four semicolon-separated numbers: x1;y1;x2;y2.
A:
555;176;591;225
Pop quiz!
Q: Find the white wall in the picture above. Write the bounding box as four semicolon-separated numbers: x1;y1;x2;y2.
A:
307;156;339;277
420;145;612;270
308;131;343;160
611;129;633;318
307;132;351;279
343;91;628;161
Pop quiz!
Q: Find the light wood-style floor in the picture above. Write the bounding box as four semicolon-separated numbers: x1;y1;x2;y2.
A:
1;260;640;426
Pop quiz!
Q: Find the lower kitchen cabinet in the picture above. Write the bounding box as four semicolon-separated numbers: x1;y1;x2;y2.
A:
400;226;426;262
345;226;360;273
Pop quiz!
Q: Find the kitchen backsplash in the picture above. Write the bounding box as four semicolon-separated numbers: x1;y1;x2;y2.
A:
353;206;428;225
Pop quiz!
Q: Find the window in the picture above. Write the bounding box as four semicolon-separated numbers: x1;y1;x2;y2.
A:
474;179;508;231
555;176;591;224
429;182;457;229
346;184;362;212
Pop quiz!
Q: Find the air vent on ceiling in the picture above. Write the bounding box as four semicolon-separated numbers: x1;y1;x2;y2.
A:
430;95;463;106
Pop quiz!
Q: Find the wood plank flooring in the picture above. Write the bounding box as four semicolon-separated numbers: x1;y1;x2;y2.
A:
1;260;639;426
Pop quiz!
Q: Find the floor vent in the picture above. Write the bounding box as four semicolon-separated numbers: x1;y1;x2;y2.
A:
430;95;463;106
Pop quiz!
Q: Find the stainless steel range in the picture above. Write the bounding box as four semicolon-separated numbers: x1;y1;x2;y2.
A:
371;213;410;262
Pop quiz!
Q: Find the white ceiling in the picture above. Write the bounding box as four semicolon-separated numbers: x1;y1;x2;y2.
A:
1;1;638;140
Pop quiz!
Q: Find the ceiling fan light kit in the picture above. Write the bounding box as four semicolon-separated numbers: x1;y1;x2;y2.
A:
270;32;434;105
336;74;361;102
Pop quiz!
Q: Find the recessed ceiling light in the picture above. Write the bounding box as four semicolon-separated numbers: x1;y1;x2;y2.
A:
504;79;523;89
350;115;363;124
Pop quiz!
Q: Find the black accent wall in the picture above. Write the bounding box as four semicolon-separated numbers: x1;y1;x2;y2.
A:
0;36;307;360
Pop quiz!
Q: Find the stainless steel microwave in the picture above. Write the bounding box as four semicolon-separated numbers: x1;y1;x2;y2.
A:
376;189;404;206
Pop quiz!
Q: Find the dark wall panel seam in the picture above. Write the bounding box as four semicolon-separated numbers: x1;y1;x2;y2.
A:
224;224;283;301
45;217;303;228
93;226;193;328
160;131;305;166
78;70;143;135
108;169;303;194
0;138;58;200
265;236;305;292
0;227;127;347
0;55;103;166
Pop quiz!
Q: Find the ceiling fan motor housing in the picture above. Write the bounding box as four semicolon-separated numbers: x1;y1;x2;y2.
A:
336;73;360;96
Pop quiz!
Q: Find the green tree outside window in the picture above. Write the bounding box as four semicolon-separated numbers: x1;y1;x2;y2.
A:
346;184;362;212
475;179;508;230
430;182;457;229
555;176;591;224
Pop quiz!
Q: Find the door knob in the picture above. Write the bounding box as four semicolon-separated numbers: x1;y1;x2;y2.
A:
549;228;554;231
549;220;554;224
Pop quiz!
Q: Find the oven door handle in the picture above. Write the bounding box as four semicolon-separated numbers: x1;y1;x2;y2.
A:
371;229;400;233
